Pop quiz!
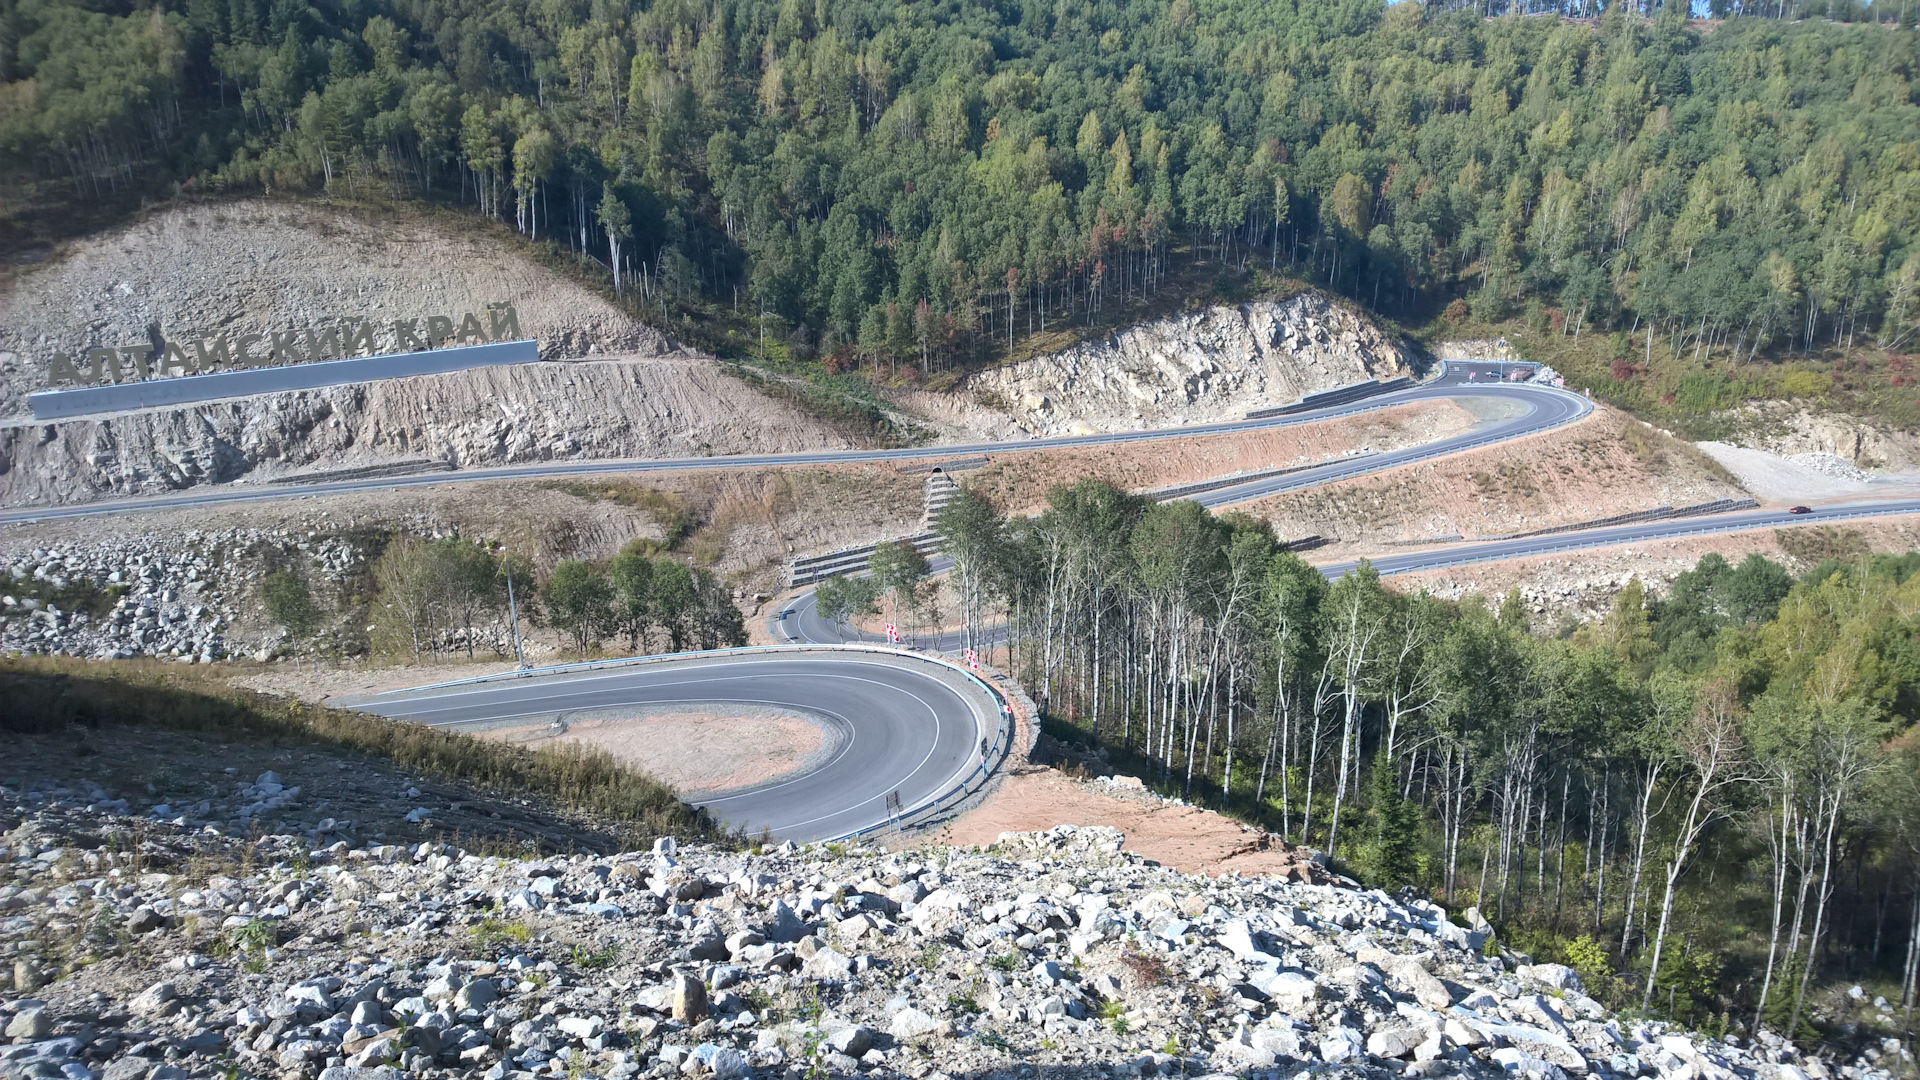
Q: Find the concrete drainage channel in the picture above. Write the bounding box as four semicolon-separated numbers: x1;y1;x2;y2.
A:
789;533;944;589
788;470;961;587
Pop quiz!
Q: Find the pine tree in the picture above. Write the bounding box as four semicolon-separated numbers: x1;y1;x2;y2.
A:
1365;753;1421;891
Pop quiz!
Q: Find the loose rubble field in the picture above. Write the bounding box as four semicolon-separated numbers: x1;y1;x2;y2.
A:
0;780;1897;1080
1;534;270;663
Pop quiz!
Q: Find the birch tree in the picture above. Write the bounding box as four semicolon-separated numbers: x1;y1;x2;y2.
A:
1642;680;1749;1011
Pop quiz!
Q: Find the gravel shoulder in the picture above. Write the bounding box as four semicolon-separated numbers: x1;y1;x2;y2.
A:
479;707;838;801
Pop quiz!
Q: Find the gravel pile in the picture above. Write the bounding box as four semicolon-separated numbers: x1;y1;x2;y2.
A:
0;789;1896;1080
0;523;524;663
1785;454;1873;484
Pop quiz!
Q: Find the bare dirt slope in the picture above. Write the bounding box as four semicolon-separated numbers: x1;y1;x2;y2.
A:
963;398;1476;516
1234;406;1747;557
934;762;1329;880
0;199;669;414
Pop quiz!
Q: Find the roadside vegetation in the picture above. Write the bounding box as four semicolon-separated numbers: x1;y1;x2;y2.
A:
261;530;745;662
0;568;127;621
937;477;1920;1041
540;541;747;658
6;0;1919;431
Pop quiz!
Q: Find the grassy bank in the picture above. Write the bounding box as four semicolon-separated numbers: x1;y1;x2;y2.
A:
0;656;724;850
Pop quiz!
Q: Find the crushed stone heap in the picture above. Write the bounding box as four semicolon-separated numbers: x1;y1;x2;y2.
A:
0;793;1891;1080
2;531;374;663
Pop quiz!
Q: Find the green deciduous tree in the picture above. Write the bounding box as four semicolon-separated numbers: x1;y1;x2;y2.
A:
814;573;879;642
545;559;613;655
868;539;930;641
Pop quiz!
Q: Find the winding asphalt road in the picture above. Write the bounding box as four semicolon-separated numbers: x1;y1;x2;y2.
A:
20;362;1910;839
6;362;1594;842
1320;497;1920;578
0;366;1586;525
355;650;1002;842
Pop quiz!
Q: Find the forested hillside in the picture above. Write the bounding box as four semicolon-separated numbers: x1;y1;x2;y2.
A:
4;0;1919;413
885;480;1920;1041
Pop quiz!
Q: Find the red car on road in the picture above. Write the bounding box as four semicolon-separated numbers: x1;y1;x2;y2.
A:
1788;506;1813;514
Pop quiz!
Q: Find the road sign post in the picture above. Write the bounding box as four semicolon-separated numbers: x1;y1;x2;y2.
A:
964;648;978;670
885;790;902;828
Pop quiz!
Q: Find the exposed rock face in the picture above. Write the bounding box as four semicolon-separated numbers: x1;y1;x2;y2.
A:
1432;338;1519;364
0;358;854;507
1722;402;1920;472
960;292;1418;437
0;200;673;417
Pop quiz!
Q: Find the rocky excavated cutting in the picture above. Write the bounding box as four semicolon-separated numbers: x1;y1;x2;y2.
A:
0;200;863;507
957;293;1416;438
0;783;1888;1080
0;357;856;507
0;201;667;419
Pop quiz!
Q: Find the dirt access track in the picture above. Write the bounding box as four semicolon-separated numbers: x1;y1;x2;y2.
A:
932;761;1330;881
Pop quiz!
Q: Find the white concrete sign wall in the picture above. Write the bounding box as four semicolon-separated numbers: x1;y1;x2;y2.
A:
27;338;540;421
